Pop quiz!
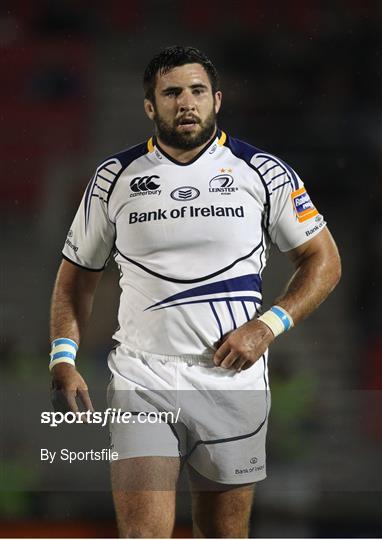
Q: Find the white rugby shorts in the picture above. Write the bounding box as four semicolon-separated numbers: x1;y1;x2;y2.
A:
107;343;271;484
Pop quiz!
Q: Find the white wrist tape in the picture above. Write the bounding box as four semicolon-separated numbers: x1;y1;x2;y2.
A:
49;338;78;371
258;306;294;337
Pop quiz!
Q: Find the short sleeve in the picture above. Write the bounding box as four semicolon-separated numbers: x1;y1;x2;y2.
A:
62;158;122;270
252;153;326;252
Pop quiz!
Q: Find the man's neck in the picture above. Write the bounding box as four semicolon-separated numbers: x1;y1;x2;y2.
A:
156;128;217;163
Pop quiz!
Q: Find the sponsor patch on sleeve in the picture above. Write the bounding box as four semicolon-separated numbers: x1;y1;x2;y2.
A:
291;187;318;223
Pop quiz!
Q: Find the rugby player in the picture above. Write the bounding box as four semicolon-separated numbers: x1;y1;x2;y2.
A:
49;46;341;538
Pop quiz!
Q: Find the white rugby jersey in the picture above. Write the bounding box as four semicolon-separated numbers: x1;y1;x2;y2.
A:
62;130;326;358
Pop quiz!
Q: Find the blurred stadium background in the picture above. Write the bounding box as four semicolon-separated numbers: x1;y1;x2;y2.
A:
1;0;382;537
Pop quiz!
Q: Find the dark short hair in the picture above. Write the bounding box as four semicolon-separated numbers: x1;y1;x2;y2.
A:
143;45;220;102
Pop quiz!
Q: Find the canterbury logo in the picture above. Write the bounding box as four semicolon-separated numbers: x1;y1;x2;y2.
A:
130;175;160;192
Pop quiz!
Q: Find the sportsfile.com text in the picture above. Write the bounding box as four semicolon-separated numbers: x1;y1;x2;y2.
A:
41;408;181;428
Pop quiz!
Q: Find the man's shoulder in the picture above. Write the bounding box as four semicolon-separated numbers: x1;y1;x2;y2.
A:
85;141;150;203
225;134;297;181
225;134;274;166
224;133;301;195
96;140;149;173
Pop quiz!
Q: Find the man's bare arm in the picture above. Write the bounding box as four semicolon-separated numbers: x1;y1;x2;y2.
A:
213;227;341;370
274;227;341;324
50;259;103;412
50;259;103;342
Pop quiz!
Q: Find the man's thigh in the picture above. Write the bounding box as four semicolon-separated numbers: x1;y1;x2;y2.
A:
188;464;255;538
111;456;180;538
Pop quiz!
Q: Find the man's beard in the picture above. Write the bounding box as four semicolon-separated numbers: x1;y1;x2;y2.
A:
153;107;217;151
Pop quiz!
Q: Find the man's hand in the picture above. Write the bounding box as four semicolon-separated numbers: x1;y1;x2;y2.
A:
213;319;275;371
50;363;94;413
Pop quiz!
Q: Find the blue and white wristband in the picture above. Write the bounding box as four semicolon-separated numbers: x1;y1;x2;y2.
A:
49;338;78;371
258;305;294;337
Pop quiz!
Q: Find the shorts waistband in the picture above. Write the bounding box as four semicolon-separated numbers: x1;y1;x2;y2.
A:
117;343;215;366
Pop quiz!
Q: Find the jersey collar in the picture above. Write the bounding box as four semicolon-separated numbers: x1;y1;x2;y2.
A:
147;128;227;166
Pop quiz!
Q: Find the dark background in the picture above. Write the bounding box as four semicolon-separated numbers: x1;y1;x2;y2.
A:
1;0;382;537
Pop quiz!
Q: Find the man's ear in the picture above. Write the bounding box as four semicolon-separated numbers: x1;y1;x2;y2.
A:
214;91;222;114
144;99;155;120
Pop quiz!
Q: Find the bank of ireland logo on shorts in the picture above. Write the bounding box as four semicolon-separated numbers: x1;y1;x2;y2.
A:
291;186;318;222
171;186;200;201
130;175;161;197
209;170;238;195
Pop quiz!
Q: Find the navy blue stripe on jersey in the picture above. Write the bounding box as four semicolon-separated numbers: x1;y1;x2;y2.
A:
226;300;237;329
257;230;266;277
255;153;299;191
224;134;260;164
224;135;271;230
279;157;300;190
261;163;280;176
210;301;223;340
266;171;286;185
103;166;117;174
62;253;105;272
106;141;149;202
95;183;110;194
84;158;120;231
241;301;250;321
272;180;291;192
91;194;107;203
97;173;113;183
116;238;264;284
149;296;262;311
145;273;262;311
84;141;148;232
257;158;272;169
255;155;293;188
